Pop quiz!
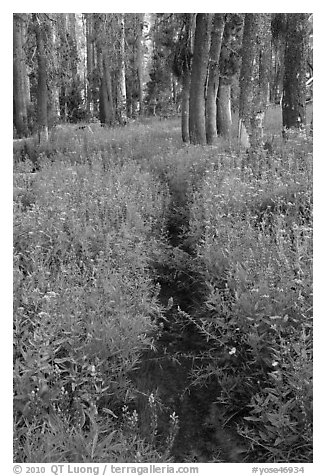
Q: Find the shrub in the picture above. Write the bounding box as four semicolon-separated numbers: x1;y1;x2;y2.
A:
187;133;313;462
13;114;313;463
13;119;183;172
13;158;171;462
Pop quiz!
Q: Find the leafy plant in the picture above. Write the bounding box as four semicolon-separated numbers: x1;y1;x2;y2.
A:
187;130;313;462
13;157;171;462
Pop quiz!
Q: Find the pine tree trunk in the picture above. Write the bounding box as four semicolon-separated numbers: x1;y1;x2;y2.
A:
272;36;286;104
282;14;309;130
215;14;243;141
13;14;28;137
181;70;190;142
189;14;211;145
239;14;271;150
68;14;78;80
58;14;68;121
100;54;115;125
86;14;95;116
217;79;232;141
99;78;110;125
67;13;79;121
21;16;31;110
98;48;109;125
179;13;193;143
116;14;127;124
206;14;225;145
137;13;144;116
48;14;60;124
34;14;48;143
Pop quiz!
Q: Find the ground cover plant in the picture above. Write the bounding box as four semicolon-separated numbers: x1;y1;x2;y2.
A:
13;153;176;462
186;128;313;462
13;105;313;463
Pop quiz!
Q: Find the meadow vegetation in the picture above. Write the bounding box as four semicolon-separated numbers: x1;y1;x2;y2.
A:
13;106;313;463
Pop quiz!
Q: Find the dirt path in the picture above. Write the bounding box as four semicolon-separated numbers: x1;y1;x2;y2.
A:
131;177;247;462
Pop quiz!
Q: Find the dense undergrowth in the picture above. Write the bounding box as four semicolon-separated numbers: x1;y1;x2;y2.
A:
13;109;313;463
187;130;313;462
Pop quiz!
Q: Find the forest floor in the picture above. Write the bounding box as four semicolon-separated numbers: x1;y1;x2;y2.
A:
13;105;313;463
131;177;247;462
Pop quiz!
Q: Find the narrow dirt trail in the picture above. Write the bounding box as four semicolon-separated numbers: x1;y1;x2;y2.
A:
131;175;247;462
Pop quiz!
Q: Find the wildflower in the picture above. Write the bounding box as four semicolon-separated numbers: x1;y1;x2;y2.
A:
43;291;57;300
229;347;236;355
170;412;179;423
131;410;138;423
38;311;49;318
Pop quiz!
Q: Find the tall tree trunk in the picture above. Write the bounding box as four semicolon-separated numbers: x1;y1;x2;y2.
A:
239;14;271;150
217;79;232;139
179;13;194;143
34;14;48;143
273;39;286;104
116;14;127;124
282;14;309;130
13;14;28;137
189;14;211;145
67;13;79;121
99;79;110;126
137;13;144;115
171;73;177;108
217;14;243;142
94;13;115;125
181;70;191;142
21;16;31;109
270;14;287;104
68;14;78;80
98;50;114;126
58;14;68;121
48;14;60;125
86;14;95;116
206;14;225;145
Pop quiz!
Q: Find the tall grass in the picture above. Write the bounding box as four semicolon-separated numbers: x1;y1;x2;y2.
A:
186;129;313;462
14;118;183;172
13;106;313;462
13;155;175;462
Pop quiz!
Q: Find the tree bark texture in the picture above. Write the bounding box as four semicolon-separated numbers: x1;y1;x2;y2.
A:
48;14;60;124
13;14;28;137
270;14;287;104
282;14;309;130
272;37;286;104
99;52;115;126
217;14;243;141
116;14;127;124
34;14;49;142
189;14;211;145
137;13;144;115
86;14;94;115
181;71;191;142
217;79;232;140
58;14;68;121
206;14;225;145
68;14;78;80
21;17;31;109
239;13;271;150
179;13;194;143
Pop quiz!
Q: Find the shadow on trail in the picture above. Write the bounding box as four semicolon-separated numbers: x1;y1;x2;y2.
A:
130;177;247;463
